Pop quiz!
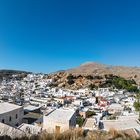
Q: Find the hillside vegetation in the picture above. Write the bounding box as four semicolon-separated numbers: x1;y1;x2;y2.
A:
47;62;140;90
48;72;138;91
0;129;140;140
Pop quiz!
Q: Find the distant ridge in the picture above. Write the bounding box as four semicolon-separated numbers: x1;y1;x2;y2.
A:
47;62;140;89
0;69;31;78
0;69;30;73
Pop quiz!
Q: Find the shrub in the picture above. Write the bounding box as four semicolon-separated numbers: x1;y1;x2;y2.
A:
85;75;93;80
67;74;75;80
76;116;85;127
88;84;96;90
67;79;74;85
86;111;96;118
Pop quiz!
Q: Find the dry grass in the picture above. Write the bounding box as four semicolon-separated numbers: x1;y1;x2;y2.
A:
0;128;140;140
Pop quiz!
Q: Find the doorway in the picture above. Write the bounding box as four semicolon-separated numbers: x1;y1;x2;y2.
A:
55;125;60;133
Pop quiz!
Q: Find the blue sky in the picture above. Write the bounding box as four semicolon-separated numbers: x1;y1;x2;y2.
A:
0;0;140;73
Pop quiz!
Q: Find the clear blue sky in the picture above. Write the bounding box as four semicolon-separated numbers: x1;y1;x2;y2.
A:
0;0;140;73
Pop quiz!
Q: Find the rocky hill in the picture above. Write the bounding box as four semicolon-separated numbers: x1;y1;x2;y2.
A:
66;62;140;79
48;62;140;90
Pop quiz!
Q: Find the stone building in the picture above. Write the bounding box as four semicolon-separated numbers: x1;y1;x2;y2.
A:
0;102;24;127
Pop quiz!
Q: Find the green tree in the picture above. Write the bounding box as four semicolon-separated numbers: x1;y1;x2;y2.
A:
134;90;140;120
76;116;84;127
67;79;74;85
67;74;75;85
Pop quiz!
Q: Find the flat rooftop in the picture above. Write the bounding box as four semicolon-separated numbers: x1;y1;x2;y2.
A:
0;102;22;114
103;119;140;131
24;105;41;112
46;108;75;122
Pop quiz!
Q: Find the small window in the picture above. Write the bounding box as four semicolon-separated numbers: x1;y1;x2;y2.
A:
16;114;18;119
2;119;5;123
15;123;19;127
9;116;12;122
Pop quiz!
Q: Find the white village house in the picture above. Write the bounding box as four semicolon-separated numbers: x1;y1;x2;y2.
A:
43;108;76;133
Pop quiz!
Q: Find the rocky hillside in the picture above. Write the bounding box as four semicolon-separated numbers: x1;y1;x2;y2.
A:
48;62;140;90
66;62;140;80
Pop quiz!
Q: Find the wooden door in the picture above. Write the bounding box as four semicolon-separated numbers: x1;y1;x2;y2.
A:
55;125;60;133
